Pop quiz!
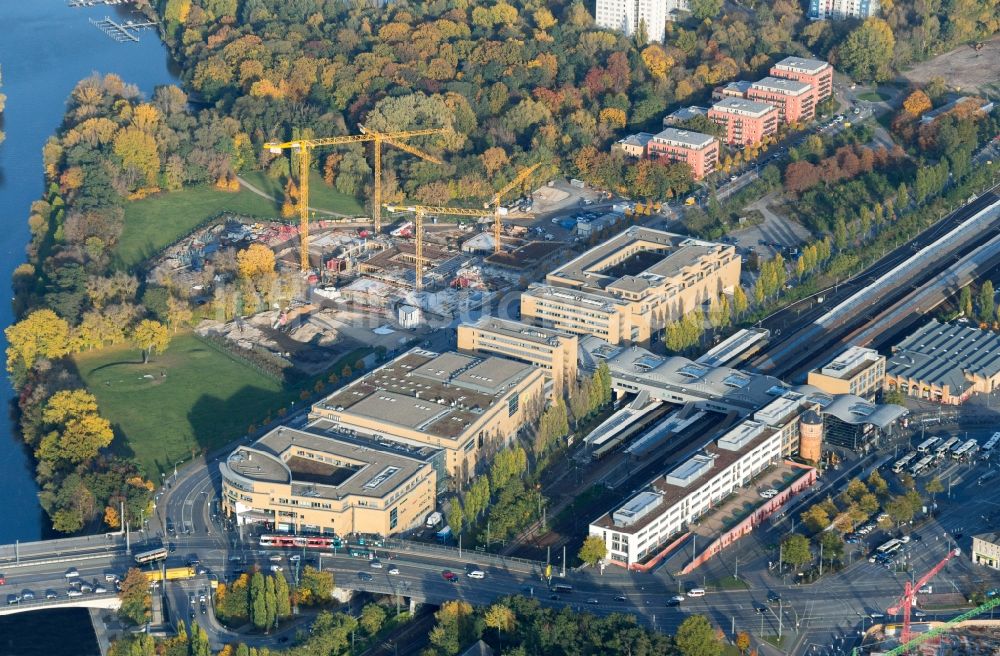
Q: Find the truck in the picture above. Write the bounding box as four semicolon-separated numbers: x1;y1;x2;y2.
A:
144;567;196;583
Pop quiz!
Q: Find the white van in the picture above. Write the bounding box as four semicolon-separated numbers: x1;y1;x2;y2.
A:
467;570;485;579
687;588;706;598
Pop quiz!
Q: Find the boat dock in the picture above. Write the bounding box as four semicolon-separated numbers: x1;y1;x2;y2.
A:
88;16;157;43
68;0;138;7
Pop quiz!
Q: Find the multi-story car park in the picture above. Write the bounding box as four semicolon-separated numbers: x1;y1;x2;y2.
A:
589;416;786;566
520;227;740;347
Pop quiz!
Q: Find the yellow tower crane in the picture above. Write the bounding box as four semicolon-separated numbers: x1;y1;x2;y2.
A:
264;126;447;270
487;163;542;254
383;204;530;292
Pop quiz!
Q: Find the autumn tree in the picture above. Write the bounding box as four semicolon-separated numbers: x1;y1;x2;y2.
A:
902;90;932;117
360;603;387;635
675;615;722;656
118;568;151;626
484;604;516;651
781;533;812;569
131;319;170;363
838;18;896;82
5;309;72;379
578;535;608;566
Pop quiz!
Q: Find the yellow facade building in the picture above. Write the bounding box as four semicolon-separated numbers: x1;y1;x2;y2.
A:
520;227;740;346
221;424;439;536
457;317;578;397
310;349;546;484
807;346;886;401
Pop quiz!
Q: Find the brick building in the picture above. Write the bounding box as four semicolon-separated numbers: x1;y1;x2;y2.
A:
748;77;816;124
647;128;719;180
708;98;779;146
770;57;834;101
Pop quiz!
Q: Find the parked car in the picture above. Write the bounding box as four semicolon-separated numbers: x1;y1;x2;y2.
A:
45;591;57;600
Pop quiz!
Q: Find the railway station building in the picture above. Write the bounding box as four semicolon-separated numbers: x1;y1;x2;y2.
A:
220;424;440;536
520;227;740;347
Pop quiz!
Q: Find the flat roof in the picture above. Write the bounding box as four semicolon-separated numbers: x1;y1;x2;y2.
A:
465;317;575;347
316;349;537;440
580;337;787;413
522;283;625;313
711;97;776;117
751;77;812;95
594;416;782;534
816;345;883;380
722;81;753;93
546;226;730;298
618;132;655;147
223;423;437;501
754;392;806;426
652;128;716;149
773;56;830;74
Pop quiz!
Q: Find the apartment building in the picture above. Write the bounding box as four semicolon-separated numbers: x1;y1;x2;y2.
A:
220;424;439;536
748;77;816;124
310;349;546;483
589;417;786;566
520;227;740;346
972;533;1000;569
594;0;687;43
647;128;719;180
708;98;779;146
614;132;655;157
457;317;578;397
807;346;886;401
808;0;878;19
770;57;834;101
713;81;753;100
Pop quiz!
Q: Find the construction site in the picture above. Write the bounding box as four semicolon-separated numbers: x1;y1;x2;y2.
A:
145;126;574;376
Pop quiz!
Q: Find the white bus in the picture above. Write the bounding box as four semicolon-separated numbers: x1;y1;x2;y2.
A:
892;453;917;474
917;437;942;453
870;539;903;562
982;433;1000;453
134;546;168;565
936;437;960;456
952;439;979;460
910;455;934;475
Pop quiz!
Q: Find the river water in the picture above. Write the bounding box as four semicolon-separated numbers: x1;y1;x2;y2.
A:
0;2;177;652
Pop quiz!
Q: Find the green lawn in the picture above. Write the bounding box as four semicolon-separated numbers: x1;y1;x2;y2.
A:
239;170;366;217
115;185;280;268
75;332;299;477
856;91;889;102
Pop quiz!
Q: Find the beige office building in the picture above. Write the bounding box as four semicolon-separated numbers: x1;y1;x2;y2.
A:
972;533;1000;569
457;317;578;397
310;349;546;484
221;424;439;536
807;346;886;401
520;227;740;346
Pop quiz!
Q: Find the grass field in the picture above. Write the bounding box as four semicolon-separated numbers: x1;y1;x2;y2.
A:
115;185;279;268
75;332;299;477
239;170;366;217
856;91;889;102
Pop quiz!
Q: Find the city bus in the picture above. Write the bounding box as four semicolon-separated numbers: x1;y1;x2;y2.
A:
910;455;934;476
952;439;979;460
892;453;917;474
936;437;960;456
917;437;942;453
870;539;903;562
982;433;1000;454
134;546;169;565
